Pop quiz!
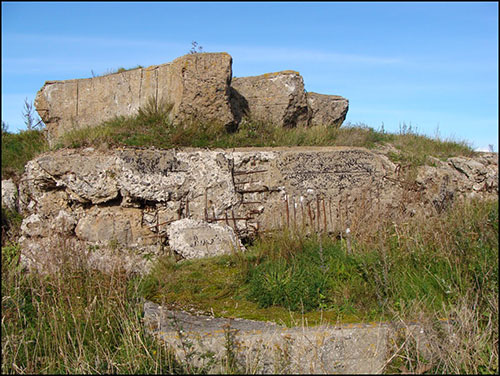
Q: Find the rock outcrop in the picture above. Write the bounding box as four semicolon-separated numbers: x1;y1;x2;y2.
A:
35;53;235;143
16;146;497;274
35;53;349;144
307;92;349;127
167;218;244;259
231;71;310;128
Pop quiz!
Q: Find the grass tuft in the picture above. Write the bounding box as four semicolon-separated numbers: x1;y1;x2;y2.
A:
1;129;48;180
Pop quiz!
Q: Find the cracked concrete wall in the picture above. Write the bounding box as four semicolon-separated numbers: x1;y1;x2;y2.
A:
16;147;497;274
35;53;235;144
35;53;350;145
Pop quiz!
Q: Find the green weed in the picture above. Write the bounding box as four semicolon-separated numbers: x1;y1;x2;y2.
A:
1;129;48;180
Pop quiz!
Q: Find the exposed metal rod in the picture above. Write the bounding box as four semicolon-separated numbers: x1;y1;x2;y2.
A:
233;169;267;176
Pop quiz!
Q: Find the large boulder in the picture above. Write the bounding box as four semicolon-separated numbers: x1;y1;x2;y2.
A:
307;92;349;128
167;218;244;259
35;52;351;141
35;53;235;144
165;53;235;128
231;71;310;128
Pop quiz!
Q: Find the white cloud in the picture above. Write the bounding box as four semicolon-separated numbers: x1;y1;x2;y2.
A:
475;146;496;152
4;33;404;67
216;44;404;65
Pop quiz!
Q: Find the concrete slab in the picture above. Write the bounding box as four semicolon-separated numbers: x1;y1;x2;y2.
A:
143;300;396;374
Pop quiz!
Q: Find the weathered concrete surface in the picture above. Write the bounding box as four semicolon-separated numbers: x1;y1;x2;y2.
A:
2;179;18;211
35;53;235;144
307;92;349;127
142;300;449;374
231;71;310;128
35;53;351;145
17;147;497;273
167;219;244;259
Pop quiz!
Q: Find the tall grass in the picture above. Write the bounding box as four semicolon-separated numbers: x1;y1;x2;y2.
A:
246;197;498;374
1;129;48;180
133;197;498;373
1;241;186;374
1;197;497;373
1;98;493;373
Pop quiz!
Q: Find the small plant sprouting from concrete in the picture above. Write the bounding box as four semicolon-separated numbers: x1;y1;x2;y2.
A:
91;65;144;78
189;41;204;54
222;321;241;374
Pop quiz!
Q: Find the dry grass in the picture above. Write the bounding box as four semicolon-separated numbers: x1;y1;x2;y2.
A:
385;291;498;374
1;239;185;374
2;195;497;374
54;102;475;171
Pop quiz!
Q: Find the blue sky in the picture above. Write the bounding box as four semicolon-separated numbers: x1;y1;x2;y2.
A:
2;1;498;151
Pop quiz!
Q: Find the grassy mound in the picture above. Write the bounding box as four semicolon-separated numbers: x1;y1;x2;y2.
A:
55;99;475;168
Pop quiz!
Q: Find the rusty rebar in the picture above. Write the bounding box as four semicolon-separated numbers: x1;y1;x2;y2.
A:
329;198;333;233
147;218;177;229
204;187;208;221
301;198;305;228
285;195;290;228
307;202;313;228
210;217;253;222
292;196;297;230
316;195;321;233
231;209;238;233
233;169;267;176
322;198;327;233
236;188;280;194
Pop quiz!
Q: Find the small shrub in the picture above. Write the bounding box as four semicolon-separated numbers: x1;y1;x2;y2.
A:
189;41;204;54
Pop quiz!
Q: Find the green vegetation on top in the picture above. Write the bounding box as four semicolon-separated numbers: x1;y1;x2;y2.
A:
91;64;144;78
1;97;476;182
56;98;475;165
